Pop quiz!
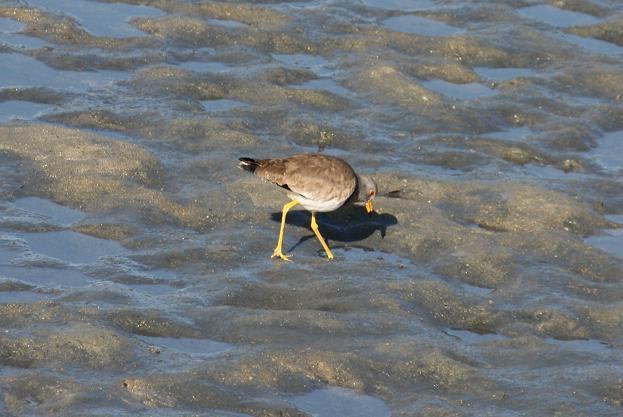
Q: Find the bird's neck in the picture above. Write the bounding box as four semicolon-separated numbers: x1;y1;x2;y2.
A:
353;174;364;203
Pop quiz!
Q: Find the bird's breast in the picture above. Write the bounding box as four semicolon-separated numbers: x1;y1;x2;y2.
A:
288;193;346;212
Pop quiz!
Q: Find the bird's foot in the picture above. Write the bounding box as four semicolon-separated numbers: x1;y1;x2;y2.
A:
271;248;293;261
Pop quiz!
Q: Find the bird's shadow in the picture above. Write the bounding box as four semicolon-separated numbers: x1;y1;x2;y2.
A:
270;206;398;253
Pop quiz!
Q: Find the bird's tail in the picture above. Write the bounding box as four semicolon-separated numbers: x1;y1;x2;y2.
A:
238;157;259;173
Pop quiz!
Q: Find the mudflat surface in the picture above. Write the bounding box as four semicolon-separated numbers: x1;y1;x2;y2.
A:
1;0;623;416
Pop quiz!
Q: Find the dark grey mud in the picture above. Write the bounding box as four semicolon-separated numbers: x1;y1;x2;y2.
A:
1;0;623;416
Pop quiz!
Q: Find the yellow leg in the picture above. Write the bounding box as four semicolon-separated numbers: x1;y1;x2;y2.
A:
272;200;299;261
311;211;334;260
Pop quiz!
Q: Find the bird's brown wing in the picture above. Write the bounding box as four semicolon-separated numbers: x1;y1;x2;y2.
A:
256;154;357;203
253;157;289;188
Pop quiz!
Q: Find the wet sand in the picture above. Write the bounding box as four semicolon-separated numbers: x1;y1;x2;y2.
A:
1;0;623;416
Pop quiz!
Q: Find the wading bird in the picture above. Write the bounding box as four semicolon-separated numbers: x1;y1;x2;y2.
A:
239;153;377;260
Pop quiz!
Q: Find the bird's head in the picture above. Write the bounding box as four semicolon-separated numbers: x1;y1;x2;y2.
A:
357;174;377;213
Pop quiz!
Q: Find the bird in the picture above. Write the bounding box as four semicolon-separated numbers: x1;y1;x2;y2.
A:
239;153;377;261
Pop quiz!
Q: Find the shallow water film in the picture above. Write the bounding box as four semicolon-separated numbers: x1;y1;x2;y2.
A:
1;0;623;416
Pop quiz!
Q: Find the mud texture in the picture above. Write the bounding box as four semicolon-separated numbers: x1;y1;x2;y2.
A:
1;0;623;416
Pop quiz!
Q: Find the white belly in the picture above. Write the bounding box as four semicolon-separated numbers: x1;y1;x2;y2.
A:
289;193;345;212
